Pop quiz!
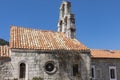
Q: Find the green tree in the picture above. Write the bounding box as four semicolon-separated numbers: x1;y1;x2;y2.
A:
0;38;9;46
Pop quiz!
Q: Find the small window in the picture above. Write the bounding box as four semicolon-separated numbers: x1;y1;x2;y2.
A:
45;63;54;72
20;63;26;78
91;66;95;79
73;64;79;76
44;61;57;75
109;66;117;80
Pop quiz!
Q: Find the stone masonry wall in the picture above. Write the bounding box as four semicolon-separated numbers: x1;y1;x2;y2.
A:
10;50;60;80
8;50;91;80
92;58;120;80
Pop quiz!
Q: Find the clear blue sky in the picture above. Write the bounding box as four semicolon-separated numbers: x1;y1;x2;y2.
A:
0;0;120;50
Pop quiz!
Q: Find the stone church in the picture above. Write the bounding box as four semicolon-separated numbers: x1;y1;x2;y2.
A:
0;1;120;80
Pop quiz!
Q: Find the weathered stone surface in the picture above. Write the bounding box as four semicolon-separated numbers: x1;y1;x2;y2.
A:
0;50;91;80
92;58;120;80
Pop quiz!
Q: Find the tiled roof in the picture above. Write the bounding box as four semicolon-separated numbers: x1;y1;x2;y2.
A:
0;45;9;57
10;26;88;51
91;49;120;59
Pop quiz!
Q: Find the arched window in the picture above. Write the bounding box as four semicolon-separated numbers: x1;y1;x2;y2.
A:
65;17;67;25
19;63;26;78
62;4;65;17
59;20;63;32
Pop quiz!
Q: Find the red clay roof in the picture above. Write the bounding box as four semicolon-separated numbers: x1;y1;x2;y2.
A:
0;45;9;57
10;26;88;51
91;49;120;59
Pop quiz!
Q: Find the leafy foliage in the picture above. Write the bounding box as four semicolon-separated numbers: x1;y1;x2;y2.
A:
0;38;9;46
32;76;43;80
13;78;18;80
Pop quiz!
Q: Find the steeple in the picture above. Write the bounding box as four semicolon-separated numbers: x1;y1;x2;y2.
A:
57;1;76;39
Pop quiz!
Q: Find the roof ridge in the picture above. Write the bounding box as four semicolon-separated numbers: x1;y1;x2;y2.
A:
10;25;61;33
91;49;120;51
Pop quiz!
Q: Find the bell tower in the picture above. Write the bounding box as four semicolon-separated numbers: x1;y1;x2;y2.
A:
57;1;76;39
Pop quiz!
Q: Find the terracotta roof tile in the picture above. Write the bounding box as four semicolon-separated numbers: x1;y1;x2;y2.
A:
10;26;88;51
91;49;120;59
0;45;9;57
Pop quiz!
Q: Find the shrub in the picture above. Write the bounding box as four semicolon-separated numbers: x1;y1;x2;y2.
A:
13;78;18;80
32;77;43;80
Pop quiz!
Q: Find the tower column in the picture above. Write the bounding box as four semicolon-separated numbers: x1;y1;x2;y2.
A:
57;1;76;39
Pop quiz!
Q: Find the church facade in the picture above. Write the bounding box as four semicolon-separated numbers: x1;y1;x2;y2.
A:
0;1;120;80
